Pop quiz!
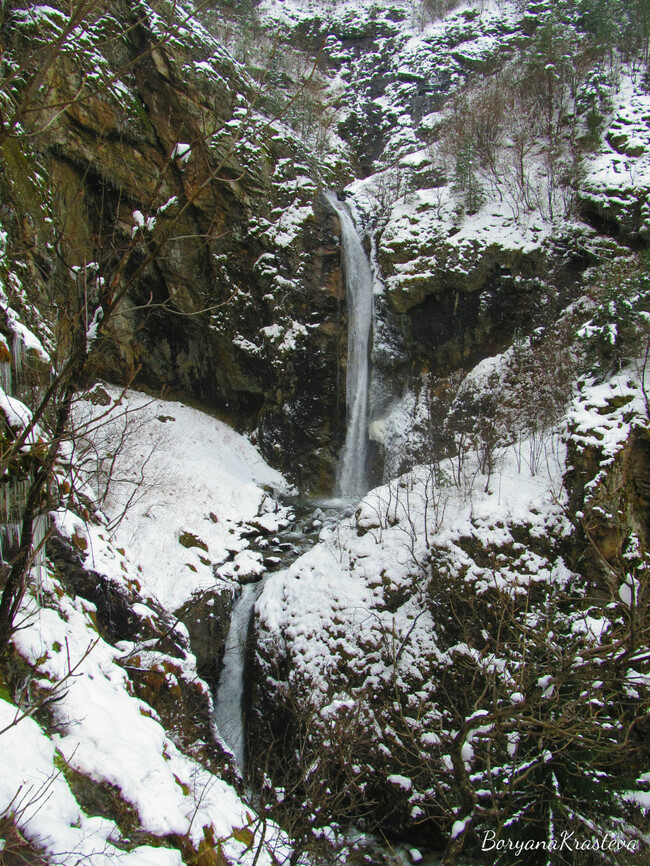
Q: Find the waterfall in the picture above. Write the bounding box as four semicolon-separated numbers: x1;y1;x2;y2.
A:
1;335;12;396
32;514;49;590
214;582;263;769
11;333;24;395
213;503;336;772
325;192;374;499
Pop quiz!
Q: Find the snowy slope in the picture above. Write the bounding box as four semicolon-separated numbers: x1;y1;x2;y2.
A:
1;382;294;863
70;386;292;612
253;324;650;854
8;580;290;865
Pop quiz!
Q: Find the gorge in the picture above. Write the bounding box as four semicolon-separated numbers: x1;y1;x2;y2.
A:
214;189;374;772
1;0;650;865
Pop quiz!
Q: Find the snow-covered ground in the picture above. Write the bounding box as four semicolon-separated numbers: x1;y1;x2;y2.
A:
70;386;292;611
7;587;290;865
580;74;650;238
253;325;650;851
1;382;295;863
257;422;570;702
3;0;650;859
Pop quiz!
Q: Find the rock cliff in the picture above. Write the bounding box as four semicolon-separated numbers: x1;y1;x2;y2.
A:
2;0;650;863
2;0;349;491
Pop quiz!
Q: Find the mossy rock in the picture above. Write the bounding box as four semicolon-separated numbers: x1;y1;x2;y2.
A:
54;750;139;836
598;393;634;413
83;385;113;407
179;532;208;552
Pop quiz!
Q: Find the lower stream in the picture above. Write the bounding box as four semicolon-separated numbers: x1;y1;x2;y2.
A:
213;498;350;770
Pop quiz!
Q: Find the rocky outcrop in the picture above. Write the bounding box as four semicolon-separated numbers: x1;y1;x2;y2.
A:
577;88;650;243
2;0;347;492
567;424;650;580
377;232;552;374
175;586;233;688
47;531;239;785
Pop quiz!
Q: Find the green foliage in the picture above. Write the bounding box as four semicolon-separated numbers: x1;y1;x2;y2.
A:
544;0;650;59
576;66;613;146
577;0;623;43
0;684;12;703
178;531;209;551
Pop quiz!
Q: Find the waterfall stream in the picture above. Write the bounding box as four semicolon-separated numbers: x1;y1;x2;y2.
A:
215;192;374;773
214;581;263;769
213;501;337;771
324;192;374;499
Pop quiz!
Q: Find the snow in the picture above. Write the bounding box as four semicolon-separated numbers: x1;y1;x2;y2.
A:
260;324;283;342
232;334;262;355
251;327;650;842
277;321;309;353
85;305;103;352
0;387;33;432
0;696;183;864
387;774;413;791
171;143;192;164
3;0;650;855
460;742;474;762
4;316;50;364
263;203;313;248
580;76;650;233
71;386;291;611
8;583;290;865
450;815;472;839
0;383;296;864
567;369;648;503
255;420;572;769
372;183;555;303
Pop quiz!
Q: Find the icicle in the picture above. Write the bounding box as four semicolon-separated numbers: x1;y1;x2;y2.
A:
11;332;23;392
31;514;49;600
1;482;8;524
0;361;11;395
0;333;11;396
0;521;22;564
1;329;49;598
0;476;30;524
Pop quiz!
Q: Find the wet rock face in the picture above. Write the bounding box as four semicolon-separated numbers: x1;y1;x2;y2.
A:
254;197;347;492
5;0;346;492
630;434;650;544
402;269;550;373
373;211;556;397
371;247;564;428
175;588;234;689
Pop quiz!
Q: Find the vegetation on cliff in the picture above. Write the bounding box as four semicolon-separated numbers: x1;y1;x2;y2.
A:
1;0;650;864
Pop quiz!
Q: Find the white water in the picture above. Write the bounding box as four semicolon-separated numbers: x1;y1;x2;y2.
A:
325;192;374;499
214;581;263;769
213;503;344;771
